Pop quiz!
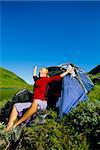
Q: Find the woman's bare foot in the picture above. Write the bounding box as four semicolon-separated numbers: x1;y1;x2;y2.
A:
4;122;14;132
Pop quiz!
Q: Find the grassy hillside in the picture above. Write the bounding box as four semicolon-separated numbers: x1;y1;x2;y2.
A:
88;65;100;85
0;67;32;89
89;64;100;75
0;67;33;104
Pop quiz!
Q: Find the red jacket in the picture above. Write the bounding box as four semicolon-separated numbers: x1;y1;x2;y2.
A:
33;75;62;100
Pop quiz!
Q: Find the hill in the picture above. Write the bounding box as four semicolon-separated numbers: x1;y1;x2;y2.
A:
88;65;100;84
89;64;100;75
0;67;33;103
0;67;32;89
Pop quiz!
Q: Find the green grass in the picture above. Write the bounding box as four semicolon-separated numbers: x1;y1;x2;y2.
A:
88;73;100;80
0;87;33;107
0;88;21;107
0;67;32;89
88;84;100;101
0;67;33;107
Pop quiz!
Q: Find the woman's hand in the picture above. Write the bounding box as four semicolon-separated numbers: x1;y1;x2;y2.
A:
34;66;37;70
68;67;75;74
33;66;38;76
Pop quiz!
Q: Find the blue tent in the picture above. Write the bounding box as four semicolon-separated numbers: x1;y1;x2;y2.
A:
47;63;94;117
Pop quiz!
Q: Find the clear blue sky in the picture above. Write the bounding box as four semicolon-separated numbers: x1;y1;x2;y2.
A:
0;1;100;84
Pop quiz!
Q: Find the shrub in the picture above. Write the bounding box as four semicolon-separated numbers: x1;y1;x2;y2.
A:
62;100;100;149
0;86;99;149
16;109;89;150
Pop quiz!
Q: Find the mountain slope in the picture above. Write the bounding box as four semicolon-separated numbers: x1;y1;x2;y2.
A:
89;64;100;75
0;67;32;89
88;65;100;84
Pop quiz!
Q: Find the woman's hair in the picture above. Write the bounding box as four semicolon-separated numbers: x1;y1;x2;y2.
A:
41;68;49;75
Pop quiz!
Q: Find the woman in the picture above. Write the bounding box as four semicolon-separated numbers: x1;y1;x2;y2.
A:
5;66;72;131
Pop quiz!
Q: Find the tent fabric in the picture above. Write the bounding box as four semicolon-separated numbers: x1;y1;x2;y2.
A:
55;65;94;117
76;68;94;93
56;76;88;117
47;64;94;117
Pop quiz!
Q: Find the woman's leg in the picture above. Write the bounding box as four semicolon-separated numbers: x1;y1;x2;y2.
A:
6;102;32;131
6;105;18;130
13;100;38;127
